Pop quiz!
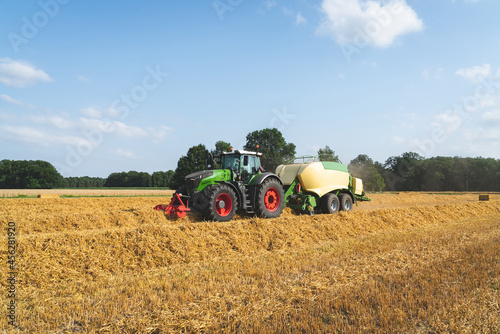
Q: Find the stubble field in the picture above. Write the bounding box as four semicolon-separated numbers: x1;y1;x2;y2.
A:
1;192;499;333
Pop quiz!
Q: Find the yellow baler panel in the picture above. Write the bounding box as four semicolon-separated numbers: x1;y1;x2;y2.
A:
275;164;303;185
352;177;364;195
297;162;350;197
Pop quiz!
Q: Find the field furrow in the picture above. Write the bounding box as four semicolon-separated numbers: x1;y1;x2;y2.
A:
0;193;499;333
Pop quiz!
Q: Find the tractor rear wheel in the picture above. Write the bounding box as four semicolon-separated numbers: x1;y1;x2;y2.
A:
255;179;285;218
339;193;353;212
204;185;237;222
320;193;340;214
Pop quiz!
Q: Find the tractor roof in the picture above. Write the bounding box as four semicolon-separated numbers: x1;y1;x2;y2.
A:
222;150;262;156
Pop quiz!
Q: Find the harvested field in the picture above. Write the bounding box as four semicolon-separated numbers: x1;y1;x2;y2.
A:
1;193;499;333
0;188;174;198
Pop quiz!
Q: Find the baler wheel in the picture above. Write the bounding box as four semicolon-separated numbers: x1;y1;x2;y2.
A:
339;193;353;212
320;193;340;214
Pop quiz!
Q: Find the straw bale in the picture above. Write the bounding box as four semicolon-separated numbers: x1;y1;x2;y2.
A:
479;194;490;201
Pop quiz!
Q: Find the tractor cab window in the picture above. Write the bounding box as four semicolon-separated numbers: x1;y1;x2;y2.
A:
221;155;240;172
241;155;259;183
249;156;259;174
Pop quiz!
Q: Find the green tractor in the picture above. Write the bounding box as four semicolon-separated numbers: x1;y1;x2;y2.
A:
155;149;285;222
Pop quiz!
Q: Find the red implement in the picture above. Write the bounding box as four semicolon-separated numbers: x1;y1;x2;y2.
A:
154;193;190;218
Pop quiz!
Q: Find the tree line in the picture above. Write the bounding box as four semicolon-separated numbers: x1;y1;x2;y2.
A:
1;128;500;191
0;160;174;189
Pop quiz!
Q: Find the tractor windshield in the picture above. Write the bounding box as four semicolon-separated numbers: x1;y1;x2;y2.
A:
221;155;241;172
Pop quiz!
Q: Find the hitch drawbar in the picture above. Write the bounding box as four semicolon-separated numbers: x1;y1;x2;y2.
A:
154;193;190;218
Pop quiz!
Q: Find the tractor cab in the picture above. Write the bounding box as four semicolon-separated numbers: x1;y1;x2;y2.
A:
220;150;262;184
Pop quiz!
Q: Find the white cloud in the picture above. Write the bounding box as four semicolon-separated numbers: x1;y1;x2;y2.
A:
80;107;102;119
455;64;491;83
150;125;174;143
0;124;83;146
0;94;35;108
266;0;278;10
282;6;293;16
78;117;173;141
77;75;90;82
435;68;444;79
393;136;406;145
462;127;499;142
0;58;53;88
0;94;23;106
0;107;175;155
30;115;75;130
318;0;423;48
112;121;150;138
115;148;138;159
482;110;500;121
421;69;430;80
423;68;444;80
106;107;121;118
295;12;307;25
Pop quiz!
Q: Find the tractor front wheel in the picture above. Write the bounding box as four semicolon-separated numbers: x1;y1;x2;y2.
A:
255;179;285;218
204;185;237;222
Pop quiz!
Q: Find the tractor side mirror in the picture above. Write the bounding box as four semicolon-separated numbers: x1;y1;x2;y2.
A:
206;153;214;170
243;155;249;166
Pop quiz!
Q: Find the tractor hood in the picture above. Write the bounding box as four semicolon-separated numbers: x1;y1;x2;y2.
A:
185;171;214;191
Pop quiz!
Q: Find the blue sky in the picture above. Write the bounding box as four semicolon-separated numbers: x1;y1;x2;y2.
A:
1;0;500;177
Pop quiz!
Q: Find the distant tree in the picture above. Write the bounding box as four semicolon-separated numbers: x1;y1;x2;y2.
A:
244;128;296;172
63;176;106;188
138;172;152;187
127;171;140;186
152;171;165;187
152;170;174;188
211;140;232;169
104;171;151;187
317;146;339;162
164;170;174;188
212;140;232;157
171;144;209;189
0;160;64;189
419;157;453;191
104;172;123;187
349;154;385;192
384;152;424;191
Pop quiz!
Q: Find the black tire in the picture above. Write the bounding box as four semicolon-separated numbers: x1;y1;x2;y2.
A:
339;193;353;212
175;185;187;195
320;193;340;214
204;185;237;222
255;179;285;218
